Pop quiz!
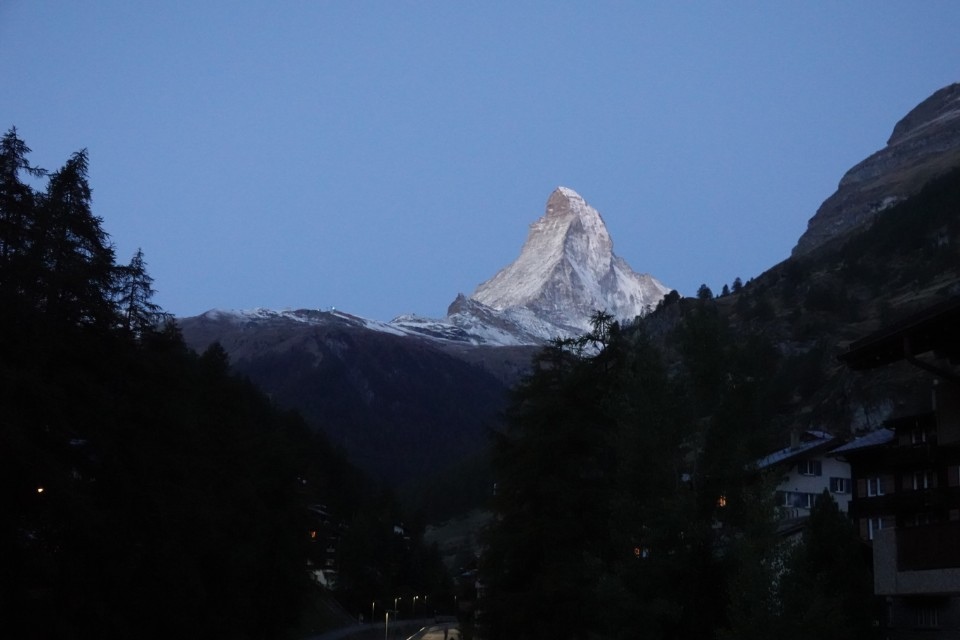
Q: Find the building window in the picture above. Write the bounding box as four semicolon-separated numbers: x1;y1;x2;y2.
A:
797;460;822;476
911;427;928;445
779;491;818;510
830;477;851;494
867;517;885;540
911;470;937;490
915;605;940;628
867;476;885;497
905;512;937;527
949;466;960;488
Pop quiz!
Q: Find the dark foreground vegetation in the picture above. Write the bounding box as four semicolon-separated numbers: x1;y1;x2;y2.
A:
481;311;878;640
0;130;447;639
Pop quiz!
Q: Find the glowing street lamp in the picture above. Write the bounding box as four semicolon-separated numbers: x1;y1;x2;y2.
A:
412;595;419;615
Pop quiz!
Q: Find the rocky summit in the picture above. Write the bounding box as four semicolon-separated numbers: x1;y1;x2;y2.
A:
451;186;670;340
794;82;960;256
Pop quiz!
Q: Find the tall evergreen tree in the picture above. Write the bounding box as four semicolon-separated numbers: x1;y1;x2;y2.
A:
115;247;167;338
482;338;617;639
0;127;44;326
0;128;42;258
32;149;117;329
482;321;726;640
778;491;879;640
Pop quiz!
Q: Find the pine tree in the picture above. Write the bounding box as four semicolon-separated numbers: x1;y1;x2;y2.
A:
482;338;617;639
778;491;879;640
32;149;117;329
115;248;167;338
0;128;45;323
0;128;43;262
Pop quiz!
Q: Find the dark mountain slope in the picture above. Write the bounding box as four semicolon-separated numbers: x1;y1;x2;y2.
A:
181;315;522;486
649;164;960;440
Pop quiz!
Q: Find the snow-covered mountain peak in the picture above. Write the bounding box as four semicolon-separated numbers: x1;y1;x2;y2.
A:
548;185;587;209
462;187;670;340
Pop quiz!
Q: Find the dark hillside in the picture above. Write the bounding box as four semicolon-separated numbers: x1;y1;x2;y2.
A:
650;164;960;439
180;316;516;487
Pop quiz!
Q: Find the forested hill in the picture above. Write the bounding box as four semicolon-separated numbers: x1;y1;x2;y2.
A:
0;129;448;638
651;163;960;434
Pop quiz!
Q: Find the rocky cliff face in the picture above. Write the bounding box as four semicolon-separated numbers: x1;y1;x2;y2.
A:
459;186;670;338
794;83;960;256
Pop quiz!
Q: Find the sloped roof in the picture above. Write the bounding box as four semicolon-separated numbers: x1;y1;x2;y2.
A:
830;428;895;455
755;432;840;469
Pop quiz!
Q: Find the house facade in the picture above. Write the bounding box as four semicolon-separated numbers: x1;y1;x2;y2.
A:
837;296;960;639
755;430;852;528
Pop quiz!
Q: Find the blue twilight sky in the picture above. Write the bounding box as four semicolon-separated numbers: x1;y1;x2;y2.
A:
1;2;958;321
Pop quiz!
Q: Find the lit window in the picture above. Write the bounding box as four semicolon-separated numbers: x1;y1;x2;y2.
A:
717;494;727;508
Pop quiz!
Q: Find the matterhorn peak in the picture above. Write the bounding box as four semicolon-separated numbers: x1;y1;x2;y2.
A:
549;185;587;206
545;185;596;221
462;187;670;339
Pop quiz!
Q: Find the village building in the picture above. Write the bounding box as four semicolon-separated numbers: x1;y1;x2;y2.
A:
836;296;960;638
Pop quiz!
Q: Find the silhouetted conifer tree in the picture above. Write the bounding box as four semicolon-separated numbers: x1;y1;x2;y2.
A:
33;149;117;329
115;247;167;338
778;491;879;640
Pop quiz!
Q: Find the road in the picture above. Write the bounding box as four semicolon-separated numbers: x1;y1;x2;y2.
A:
401;621;461;640
303;617;456;640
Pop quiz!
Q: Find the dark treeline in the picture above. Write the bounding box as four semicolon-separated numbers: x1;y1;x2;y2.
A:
480;310;877;640
0;129;446;639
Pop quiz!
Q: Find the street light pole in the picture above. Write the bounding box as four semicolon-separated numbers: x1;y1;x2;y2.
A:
384;611;390;640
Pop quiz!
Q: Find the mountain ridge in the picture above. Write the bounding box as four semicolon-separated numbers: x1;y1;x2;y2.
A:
794;82;960;256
